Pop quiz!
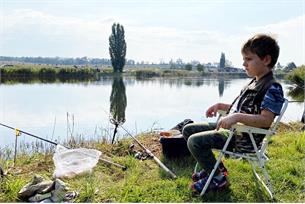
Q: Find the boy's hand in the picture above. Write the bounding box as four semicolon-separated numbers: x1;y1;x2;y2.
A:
216;114;238;130
206;103;219;118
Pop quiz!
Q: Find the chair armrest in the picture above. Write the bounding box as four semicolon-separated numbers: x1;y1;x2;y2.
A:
217;110;227;117
232;123;272;135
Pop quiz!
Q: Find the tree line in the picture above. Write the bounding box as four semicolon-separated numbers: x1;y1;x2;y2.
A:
0;56;114;66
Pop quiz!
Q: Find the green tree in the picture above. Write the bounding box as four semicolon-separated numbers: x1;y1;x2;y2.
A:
286;65;304;101
109;23;127;73
196;63;204;72
219;52;225;69
185;63;192;71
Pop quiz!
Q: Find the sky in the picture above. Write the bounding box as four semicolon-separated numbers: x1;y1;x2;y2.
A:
0;0;304;67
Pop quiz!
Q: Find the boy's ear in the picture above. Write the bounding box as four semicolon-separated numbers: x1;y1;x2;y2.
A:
263;55;271;66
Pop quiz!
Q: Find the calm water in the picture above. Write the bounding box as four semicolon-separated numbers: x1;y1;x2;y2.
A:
0;76;303;149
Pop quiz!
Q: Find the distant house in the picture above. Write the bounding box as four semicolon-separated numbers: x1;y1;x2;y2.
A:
222;66;244;73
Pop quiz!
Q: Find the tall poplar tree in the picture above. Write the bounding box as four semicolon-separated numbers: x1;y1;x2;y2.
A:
109;23;127;73
219;52;226;69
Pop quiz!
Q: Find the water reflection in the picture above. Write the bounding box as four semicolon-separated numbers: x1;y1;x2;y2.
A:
109;74;127;143
218;78;225;97
129;77;232;96
0;76;302;149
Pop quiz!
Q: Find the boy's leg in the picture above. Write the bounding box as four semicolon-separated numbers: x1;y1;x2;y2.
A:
187;129;232;174
182;122;216;141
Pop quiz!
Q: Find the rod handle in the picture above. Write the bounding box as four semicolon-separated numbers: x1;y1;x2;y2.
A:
153;156;177;179
99;158;127;171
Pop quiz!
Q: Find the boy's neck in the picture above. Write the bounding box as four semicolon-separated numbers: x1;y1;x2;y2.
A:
255;69;272;81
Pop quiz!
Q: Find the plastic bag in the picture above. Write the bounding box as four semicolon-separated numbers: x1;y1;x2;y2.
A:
53;145;101;178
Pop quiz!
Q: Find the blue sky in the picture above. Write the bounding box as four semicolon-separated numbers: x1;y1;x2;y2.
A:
1;0;304;67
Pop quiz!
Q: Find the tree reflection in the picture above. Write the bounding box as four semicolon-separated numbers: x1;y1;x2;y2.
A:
110;74;127;143
218;77;224;97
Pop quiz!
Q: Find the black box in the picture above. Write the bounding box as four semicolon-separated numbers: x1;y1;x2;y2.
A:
159;134;191;158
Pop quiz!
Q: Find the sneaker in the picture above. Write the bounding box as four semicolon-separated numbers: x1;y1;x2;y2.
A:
218;162;228;177
191;175;209;194
208;173;229;191
191;173;228;194
192;169;208;182
192;161;228;182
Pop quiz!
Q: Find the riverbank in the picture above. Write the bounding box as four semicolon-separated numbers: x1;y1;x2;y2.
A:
0;64;100;83
1;64;296;84
0;122;304;202
0;64;248;84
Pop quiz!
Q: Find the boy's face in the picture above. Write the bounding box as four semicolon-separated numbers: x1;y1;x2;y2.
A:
242;51;271;80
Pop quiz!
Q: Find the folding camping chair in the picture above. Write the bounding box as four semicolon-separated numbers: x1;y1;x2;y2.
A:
194;98;288;198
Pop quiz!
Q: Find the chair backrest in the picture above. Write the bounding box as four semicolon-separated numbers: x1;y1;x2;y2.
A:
269;98;289;133
259;98;288;153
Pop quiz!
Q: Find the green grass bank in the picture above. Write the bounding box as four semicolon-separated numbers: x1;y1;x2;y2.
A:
0;122;304;202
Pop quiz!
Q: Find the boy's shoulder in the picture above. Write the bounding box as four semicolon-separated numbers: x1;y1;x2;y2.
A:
271;81;282;87
265;82;284;97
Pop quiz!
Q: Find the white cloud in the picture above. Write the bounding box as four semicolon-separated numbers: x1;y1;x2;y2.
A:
1;9;304;66
1;9;116;57
243;15;305;66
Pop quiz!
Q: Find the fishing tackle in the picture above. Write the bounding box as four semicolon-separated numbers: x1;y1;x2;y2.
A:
109;117;177;179
0;122;127;171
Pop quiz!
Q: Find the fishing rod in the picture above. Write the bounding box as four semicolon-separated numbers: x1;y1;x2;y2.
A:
0;122;127;171
0;123;58;146
109;118;177;179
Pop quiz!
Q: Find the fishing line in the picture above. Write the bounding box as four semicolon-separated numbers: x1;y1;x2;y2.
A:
0;122;127;170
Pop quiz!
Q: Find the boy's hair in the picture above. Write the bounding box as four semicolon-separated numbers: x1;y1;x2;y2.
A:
241;34;280;68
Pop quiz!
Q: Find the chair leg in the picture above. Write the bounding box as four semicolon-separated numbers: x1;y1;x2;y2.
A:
260;164;274;198
199;154;223;196
250;160;274;199
200;130;234;196
194;162;200;174
248;132;274;198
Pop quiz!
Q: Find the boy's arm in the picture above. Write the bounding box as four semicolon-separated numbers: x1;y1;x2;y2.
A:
206;103;231;118
216;109;275;130
216;83;284;130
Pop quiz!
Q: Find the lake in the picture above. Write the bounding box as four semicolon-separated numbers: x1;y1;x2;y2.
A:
0;75;303;149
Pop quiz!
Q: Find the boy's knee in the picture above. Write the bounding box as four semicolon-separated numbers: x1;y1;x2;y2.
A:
182;123;193;140
187;135;195;150
187;133;212;151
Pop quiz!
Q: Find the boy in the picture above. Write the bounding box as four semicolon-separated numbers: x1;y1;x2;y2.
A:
182;34;285;194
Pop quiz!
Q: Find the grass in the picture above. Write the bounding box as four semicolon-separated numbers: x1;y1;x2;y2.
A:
0;64;99;83
0;122;304;202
